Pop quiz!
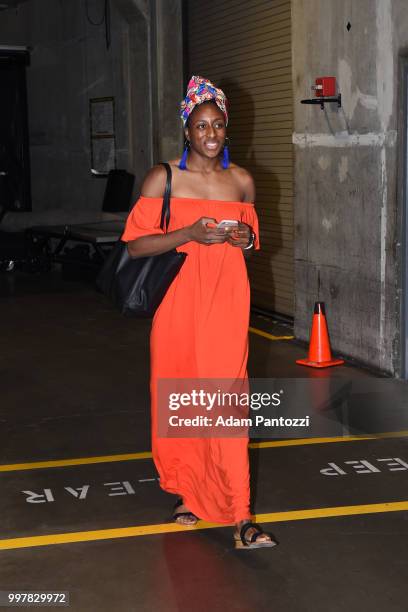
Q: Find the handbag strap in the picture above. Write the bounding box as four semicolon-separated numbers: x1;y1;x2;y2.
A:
160;162;172;232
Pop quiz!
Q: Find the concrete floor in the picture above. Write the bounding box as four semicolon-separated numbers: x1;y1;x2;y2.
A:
1;271;408;612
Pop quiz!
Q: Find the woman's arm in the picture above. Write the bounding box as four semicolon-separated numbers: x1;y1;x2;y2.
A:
126;165;228;258
227;169;257;259
127;226;193;258
241;170;256;204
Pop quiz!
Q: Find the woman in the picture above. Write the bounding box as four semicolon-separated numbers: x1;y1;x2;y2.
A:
123;76;276;549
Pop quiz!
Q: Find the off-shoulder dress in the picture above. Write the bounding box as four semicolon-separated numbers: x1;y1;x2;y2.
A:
122;196;260;524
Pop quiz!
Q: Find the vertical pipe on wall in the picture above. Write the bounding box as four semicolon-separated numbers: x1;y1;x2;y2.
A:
402;61;408;378
149;0;159;164
150;0;184;163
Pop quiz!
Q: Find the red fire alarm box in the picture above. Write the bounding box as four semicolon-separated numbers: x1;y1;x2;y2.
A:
313;77;336;97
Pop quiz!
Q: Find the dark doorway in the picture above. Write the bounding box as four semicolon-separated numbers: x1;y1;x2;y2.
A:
0;48;31;216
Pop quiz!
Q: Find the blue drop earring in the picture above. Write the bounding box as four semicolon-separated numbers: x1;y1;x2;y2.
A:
222;137;230;169
179;139;190;170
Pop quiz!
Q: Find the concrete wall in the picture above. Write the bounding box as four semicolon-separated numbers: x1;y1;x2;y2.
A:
0;0;183;230
292;0;408;375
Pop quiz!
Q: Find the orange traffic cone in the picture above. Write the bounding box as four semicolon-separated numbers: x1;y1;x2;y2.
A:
296;302;344;368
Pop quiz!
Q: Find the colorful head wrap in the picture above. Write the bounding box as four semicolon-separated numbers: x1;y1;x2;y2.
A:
180;75;228;127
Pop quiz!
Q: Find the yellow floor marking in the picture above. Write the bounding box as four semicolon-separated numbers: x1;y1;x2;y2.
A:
0;452;153;472
1;430;408;473
1;500;407;550
250;429;408;449
249;326;294;341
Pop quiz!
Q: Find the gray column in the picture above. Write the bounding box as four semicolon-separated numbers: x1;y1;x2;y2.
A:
151;0;184;163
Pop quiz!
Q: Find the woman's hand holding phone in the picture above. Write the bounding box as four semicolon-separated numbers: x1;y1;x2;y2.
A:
187;218;251;248
227;222;252;248
188;217;230;245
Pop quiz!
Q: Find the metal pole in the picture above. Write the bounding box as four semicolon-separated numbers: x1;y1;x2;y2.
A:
403;63;408;378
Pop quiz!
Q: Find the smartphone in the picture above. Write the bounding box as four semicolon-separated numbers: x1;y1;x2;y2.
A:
216;220;239;229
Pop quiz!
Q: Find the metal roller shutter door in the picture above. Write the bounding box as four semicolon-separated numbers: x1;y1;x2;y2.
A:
185;0;294;316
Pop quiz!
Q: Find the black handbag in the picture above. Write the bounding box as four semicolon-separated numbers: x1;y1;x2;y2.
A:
96;163;187;317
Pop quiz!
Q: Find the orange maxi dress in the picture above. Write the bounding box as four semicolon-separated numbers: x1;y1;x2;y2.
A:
122;196;260;524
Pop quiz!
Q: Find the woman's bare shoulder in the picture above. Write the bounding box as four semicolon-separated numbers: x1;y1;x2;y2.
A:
140;164;167;198
229;163;255;203
141;161;183;197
